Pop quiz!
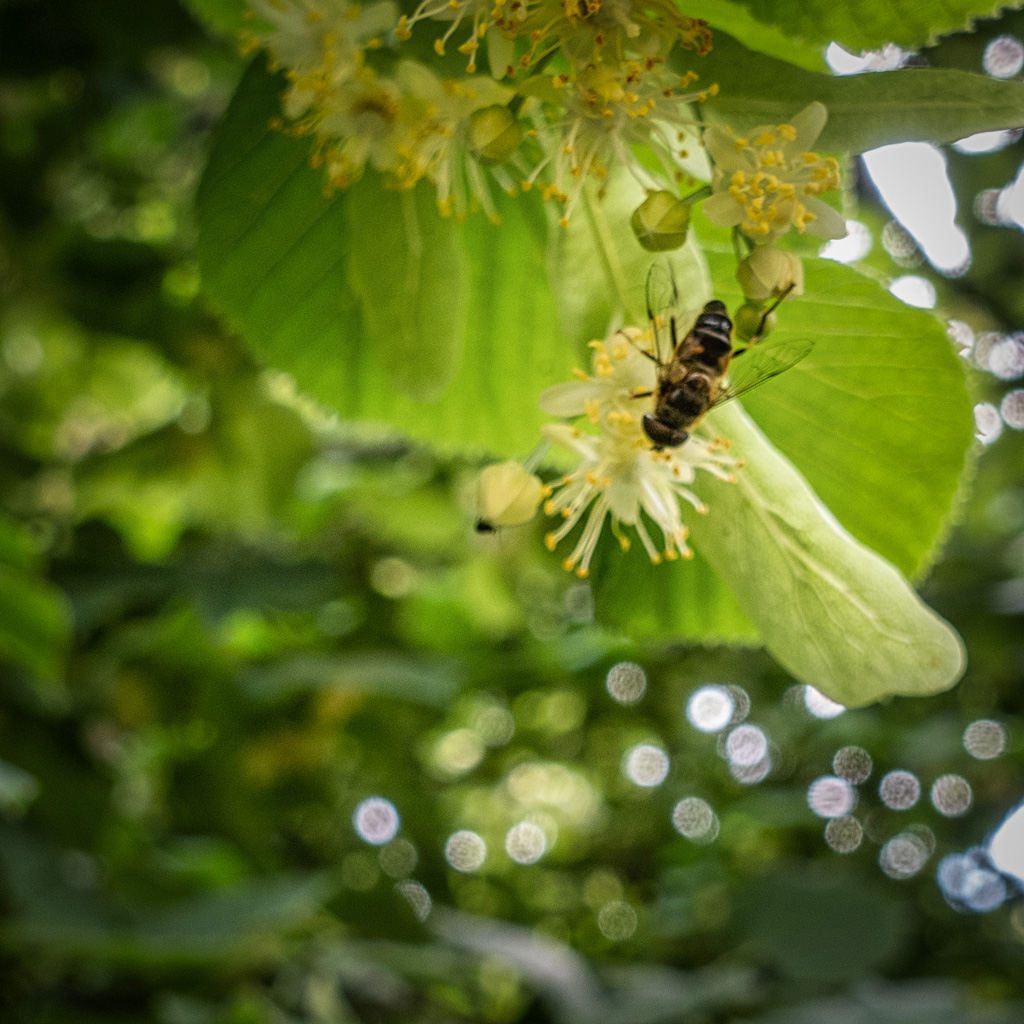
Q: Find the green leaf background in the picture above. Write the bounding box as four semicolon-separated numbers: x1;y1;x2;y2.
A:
197;57;975;698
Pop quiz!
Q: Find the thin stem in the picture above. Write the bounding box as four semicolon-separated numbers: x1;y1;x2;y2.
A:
682;185;711;206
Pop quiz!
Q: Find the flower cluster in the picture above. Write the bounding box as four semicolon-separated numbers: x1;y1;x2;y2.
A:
242;0;716;223
244;2;518;218
536;329;738;577
702;102;845;242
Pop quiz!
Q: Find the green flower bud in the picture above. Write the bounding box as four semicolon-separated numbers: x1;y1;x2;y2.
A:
468;105;522;166
476;460;544;530
631;191;692;252
734;301;776;342
736;245;804;301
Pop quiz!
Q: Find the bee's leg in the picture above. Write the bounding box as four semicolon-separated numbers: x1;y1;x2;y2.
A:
625;332;662;366
630;390;654;399
750;282;796;345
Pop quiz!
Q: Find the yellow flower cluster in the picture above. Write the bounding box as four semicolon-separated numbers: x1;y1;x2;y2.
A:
241;0;716;223
703;103;845;242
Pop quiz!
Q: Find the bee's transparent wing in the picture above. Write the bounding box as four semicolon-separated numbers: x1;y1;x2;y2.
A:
714;336;814;404
645;262;679;366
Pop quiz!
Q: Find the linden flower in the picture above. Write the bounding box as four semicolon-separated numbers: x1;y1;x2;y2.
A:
524;61;714;225
243;0;398;118
395;0;711;78
538;332;738;577
390;61;517;219
702;102;847;242
314;67;407;188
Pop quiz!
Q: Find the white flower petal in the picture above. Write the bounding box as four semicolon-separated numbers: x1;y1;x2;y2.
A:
703;125;746;170
788;101;828;152
703;191;748;228
803;196;848;239
539;380;599;417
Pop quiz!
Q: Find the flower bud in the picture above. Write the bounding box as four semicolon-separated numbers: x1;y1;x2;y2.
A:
468;105;522;166
736;245;804;301
734;301;776;342
476;460;543;529
630;191;692;252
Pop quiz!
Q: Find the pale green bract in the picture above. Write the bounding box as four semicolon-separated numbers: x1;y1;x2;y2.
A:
689;404;966;707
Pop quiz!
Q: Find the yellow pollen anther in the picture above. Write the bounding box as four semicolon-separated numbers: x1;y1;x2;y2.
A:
571;367;590;381
754;132;775;146
545;533;558;549
562;557;575;572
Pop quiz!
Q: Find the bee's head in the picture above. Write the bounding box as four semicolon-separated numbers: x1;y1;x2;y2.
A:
642;413;689;449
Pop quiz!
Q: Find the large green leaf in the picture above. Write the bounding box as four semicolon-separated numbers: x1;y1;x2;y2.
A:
725;0;1024;52
703;234;975;580
197;59;582;457
698;33;1024;153
347;183;468;402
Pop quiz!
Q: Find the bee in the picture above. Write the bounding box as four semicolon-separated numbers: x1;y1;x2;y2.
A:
635;264;813;449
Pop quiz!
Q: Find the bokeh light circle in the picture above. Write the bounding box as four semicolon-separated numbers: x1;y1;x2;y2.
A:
672;797;717;841
353;797;400;845
606;662;647;704
833;746;873;784
964;719;1006;759
879;770;921;810
880;832;930;879
825;815;863;853
930;774;973;817
963;869;1009;912
686;685;735;733
623;744;670;787
975;402;1003;444
803;685;845;718
1001;389;1024;428
379;838;417;878
983;35;1024;78
597;900;638;940
726;724;768;767
807;776;856;818
444;830;487;872
987;335;1024;380
505;821;547;864
396;881;432;921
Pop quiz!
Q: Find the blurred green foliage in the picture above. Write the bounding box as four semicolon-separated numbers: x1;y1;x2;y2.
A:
0;1;1023;1023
